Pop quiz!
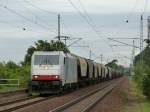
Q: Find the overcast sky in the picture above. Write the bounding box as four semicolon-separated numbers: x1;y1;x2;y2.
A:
0;0;150;66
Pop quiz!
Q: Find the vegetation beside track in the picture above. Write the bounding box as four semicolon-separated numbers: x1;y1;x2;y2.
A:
122;43;150;111
0;62;30;92
134;46;150;100
105;59;129;75
125;81;150;112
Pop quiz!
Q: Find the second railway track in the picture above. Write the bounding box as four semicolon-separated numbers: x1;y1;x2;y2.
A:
49;79;121;112
0;89;27;98
0;96;55;112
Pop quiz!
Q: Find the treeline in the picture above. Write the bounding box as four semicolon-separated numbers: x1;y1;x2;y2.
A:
23;40;70;65
105;59;129;74
134;46;150;100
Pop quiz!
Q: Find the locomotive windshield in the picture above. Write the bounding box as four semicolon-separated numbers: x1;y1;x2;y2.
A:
34;55;59;65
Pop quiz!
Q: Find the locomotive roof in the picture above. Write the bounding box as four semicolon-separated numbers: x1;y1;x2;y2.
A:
33;51;105;66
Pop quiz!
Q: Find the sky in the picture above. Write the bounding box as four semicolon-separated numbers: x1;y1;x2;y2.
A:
0;0;150;67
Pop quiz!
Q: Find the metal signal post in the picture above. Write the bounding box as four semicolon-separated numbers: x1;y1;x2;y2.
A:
56;14;70;46
146;16;150;46
101;54;103;64
140;15;144;65
58;14;60;41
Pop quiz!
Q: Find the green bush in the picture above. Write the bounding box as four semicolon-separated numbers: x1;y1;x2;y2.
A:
143;75;150;99
0;61;30;90
133;64;146;89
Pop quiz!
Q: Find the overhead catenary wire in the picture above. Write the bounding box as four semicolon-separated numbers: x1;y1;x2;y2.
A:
0;1;55;34
127;0;139;19
0;20;23;29
17;0;57;31
106;0;139;39
67;0;116;58
0;4;57;34
67;0;104;38
78;0;124;38
0;19;54;35
24;0;79;39
106;0;146;62
61;17;75;37
111;0;148;39
0;0;58;33
67;0;108;40
8;0;113;61
0;0;142;65
108;38;140;49
76;1;129;60
23;0;78;40
23;0;56;15
78;0;94;23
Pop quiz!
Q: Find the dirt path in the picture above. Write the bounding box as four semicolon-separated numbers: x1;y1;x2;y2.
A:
122;80;143;112
89;76;129;112
89;76;144;112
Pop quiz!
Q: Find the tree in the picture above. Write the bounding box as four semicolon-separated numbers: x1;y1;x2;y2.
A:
23;40;70;65
143;75;150;99
105;59;118;69
134;45;150;100
6;61;19;69
105;59;127;74
134;46;150;66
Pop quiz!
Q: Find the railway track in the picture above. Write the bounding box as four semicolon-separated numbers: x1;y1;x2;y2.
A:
0;89;29;107
49;79;121;112
0;89;27;98
0;96;54;112
0;78;121;112
0;96;36;106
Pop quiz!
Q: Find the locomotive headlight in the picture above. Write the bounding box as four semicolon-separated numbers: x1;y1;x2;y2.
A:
34;75;38;79
55;75;59;79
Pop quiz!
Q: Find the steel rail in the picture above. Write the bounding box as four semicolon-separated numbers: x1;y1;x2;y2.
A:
81;80;122;112
0;96;36;107
0;89;27;98
0;96;55;112
49;79;119;112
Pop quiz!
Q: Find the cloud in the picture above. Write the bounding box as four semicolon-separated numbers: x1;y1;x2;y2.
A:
0;0;148;66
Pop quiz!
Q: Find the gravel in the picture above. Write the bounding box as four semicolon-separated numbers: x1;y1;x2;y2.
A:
89;76;129;112
13;79;120;112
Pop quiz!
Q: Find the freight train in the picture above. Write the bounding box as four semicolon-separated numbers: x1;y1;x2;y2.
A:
29;51;122;95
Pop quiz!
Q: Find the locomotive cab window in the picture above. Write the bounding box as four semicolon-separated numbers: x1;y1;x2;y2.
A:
34;55;59;65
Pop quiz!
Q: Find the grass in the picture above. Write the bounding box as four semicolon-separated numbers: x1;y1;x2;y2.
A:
0;86;20;93
0;76;29;93
142;99;150;112
132;81;150;112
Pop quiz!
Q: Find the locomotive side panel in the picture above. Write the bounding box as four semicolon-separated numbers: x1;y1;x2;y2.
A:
63;54;78;85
